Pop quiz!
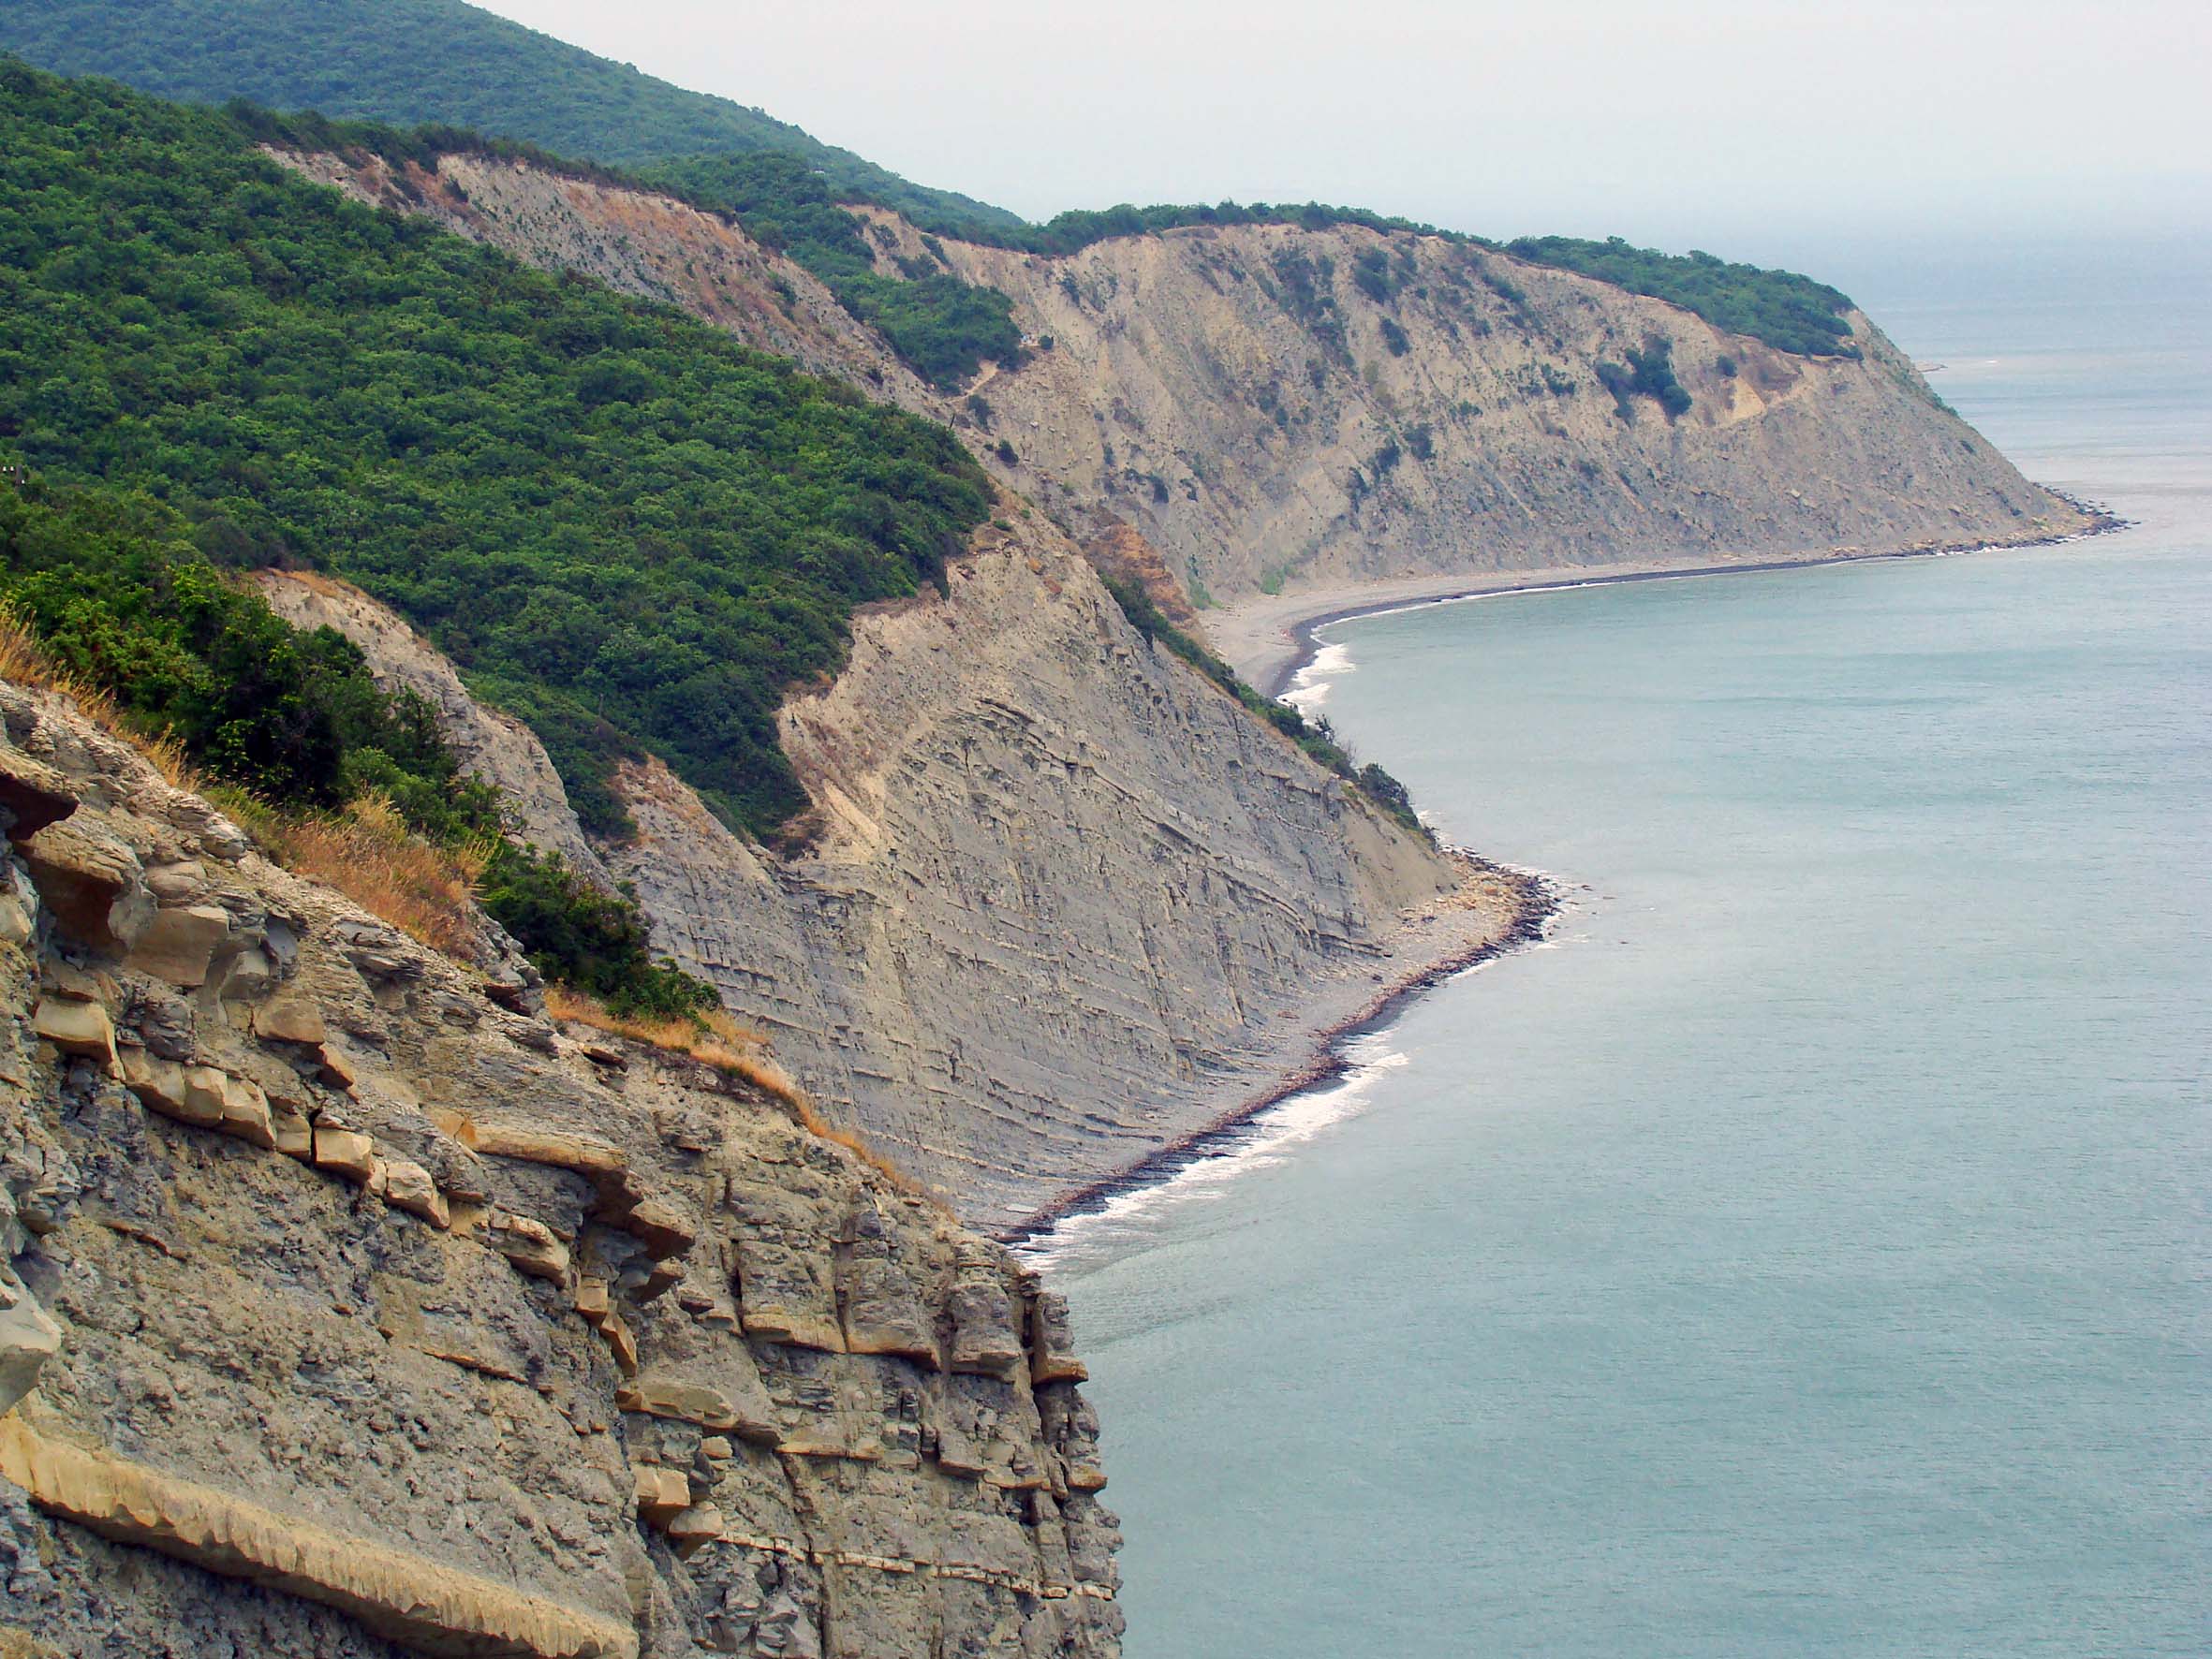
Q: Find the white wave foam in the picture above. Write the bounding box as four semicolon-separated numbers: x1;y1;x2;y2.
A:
1019;1034;1408;1271
1282;639;1357;713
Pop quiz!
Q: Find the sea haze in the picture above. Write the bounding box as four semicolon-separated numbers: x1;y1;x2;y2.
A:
1040;236;2212;1656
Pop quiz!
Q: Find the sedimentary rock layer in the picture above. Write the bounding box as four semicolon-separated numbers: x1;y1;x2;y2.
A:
0;682;1119;1657
262;509;1482;1226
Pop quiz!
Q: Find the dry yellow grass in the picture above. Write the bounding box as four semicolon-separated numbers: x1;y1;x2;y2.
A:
224;792;490;962
545;987;793;1086
544;986;759;1057
0;605;199;788
789;1094;931;1198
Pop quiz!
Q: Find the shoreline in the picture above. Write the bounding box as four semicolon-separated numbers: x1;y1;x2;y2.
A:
999;857;1557;1248
1009;496;2127;1254
1220;492;2129;697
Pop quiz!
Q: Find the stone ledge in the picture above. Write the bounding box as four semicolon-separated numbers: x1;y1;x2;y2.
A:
698;1521;1117;1601
0;1417;638;1659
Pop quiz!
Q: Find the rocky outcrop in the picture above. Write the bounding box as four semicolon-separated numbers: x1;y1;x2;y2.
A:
264;512;1497;1227
271;147;942;421
0;681;1119;1657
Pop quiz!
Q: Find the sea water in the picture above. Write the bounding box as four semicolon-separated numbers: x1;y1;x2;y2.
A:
1038;236;2212;1656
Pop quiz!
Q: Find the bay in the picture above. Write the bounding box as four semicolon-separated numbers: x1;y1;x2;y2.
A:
1041;236;2212;1657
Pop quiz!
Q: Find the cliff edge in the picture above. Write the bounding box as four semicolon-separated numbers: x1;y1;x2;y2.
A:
0;679;1121;1657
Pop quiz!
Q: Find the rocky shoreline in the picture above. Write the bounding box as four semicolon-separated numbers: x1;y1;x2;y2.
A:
1000;858;1557;1248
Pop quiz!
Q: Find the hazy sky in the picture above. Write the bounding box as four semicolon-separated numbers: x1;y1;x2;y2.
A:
479;0;2209;254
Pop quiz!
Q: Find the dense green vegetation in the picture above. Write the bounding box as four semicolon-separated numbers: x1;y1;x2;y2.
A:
1596;336;1693;422
646;152;1025;389
1505;236;1856;357
0;64;993;844
930;198;1471;257
0;475;714;1018
478;844;715;1019
1098;577;1429;840
0;0;1020;229
2;0;1032;388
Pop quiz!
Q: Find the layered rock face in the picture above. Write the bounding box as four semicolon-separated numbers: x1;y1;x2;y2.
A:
280;148;2087;616
0;683;1120;1657
867;213;2090;598
263;510;1485;1228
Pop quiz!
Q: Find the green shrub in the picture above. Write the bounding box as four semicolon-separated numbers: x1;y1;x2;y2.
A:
1596;336;1693;421
1353;249;1399;305
0;472;716;1016
478;844;715;1020
1269;249;1348;360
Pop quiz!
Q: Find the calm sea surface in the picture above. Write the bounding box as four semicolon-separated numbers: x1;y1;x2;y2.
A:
1038;238;2211;1656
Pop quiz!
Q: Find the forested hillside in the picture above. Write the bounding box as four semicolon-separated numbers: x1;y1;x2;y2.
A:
0;0;1021;228
0;63;993;841
0;0;1858;364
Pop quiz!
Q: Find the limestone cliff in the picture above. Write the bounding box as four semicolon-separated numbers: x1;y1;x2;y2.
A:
858;211;2090;598
269;145;2088;612
260;510;1515;1230
0;681;1120;1657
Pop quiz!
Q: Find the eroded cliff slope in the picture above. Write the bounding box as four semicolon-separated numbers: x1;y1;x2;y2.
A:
0;681;1120;1657
864;212;2090;598
260;508;1516;1231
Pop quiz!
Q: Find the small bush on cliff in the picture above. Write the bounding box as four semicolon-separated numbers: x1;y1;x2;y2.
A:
478;845;716;1020
1596;336;1693;422
1354;249;1401;305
